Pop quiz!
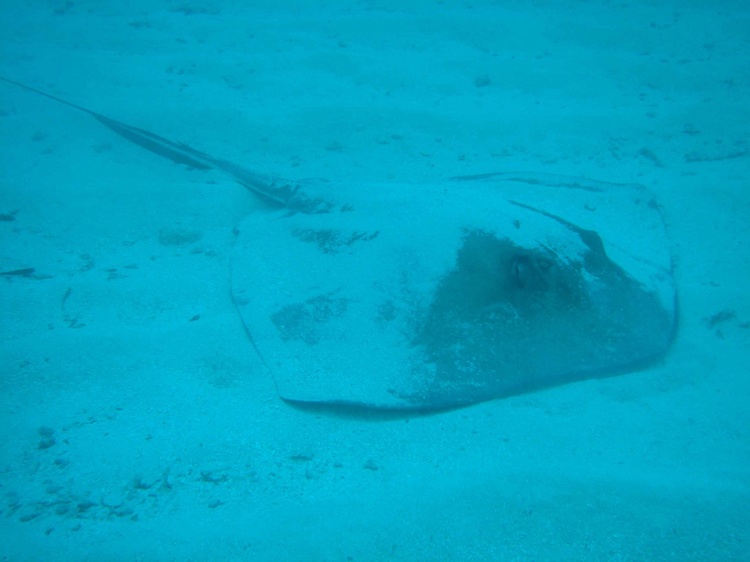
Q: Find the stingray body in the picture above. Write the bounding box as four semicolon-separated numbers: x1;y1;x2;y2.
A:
1;77;677;410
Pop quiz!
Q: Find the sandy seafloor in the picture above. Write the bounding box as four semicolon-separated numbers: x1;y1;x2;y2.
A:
0;1;748;560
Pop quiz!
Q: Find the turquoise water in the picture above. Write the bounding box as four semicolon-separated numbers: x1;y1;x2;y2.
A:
1;1;748;560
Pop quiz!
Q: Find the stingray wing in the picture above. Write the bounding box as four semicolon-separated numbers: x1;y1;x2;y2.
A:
231;173;676;410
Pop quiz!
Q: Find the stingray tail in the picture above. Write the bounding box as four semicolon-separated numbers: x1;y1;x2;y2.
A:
91;113;215;170
0;76;218;171
0;76;314;208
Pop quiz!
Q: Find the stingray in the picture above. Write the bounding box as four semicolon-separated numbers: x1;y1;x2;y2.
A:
1;77;677;410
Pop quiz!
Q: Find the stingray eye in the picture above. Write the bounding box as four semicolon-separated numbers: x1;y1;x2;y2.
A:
511;255;531;288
